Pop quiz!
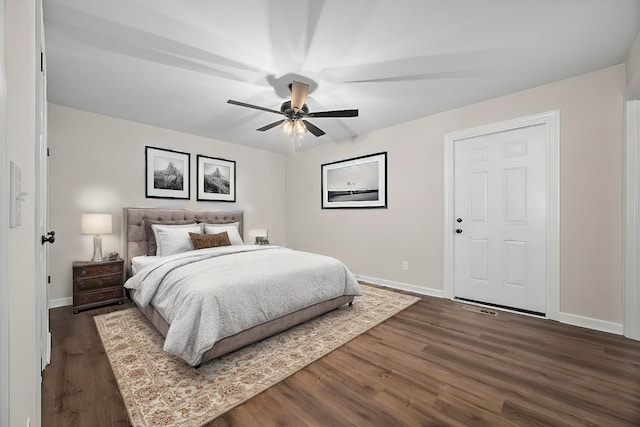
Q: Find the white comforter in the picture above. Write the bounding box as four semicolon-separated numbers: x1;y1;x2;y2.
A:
124;245;361;366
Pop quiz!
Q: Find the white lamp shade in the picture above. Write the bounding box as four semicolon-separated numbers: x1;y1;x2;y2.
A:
81;214;112;235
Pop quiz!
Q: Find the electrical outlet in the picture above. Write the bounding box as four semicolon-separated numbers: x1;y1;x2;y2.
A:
402;260;409;270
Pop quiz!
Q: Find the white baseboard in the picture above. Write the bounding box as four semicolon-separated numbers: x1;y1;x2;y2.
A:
355;274;623;336
355;274;445;298
49;297;72;309
48;277;621;336
558;312;623;335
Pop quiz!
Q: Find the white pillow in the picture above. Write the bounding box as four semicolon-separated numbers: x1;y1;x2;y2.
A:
203;222;244;245
152;223;203;257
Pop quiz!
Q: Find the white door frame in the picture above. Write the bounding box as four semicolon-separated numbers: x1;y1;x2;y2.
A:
444;110;560;321
624;100;640;340
0;0;9;423
35;0;49;370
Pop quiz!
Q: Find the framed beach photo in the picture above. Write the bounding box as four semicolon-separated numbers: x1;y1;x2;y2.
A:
145;146;190;199
321;152;387;209
197;155;236;202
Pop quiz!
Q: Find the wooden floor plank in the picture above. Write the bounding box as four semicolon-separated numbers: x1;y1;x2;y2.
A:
42;293;640;426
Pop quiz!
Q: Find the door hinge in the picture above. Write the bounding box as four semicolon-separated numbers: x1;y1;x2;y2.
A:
47;147;50;157
40;52;44;72
47;275;51;284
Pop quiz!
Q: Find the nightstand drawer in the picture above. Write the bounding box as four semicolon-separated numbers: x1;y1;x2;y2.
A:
74;262;123;278
75;286;123;307
76;274;122;291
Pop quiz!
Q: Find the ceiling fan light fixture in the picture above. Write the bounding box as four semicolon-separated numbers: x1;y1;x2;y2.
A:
282;119;293;135
228;79;356;140
282;119;307;137
294;119;307;135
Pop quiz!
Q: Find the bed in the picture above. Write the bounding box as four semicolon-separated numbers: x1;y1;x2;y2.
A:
122;207;361;367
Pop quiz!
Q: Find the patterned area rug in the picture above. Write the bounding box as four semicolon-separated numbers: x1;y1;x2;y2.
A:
94;284;420;426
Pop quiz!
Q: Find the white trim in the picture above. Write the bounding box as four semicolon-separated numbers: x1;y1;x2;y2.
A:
356;274;625;336
624;100;640;340
355;274;445;298
558;312;623;335
443;110;561;321
0;0;10;423
35;0;49;371
49;297;72;309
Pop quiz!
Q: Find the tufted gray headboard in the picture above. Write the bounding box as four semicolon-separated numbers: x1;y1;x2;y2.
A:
122;207;243;277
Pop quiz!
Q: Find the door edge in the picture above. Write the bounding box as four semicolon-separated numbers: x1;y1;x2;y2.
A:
624;100;640;340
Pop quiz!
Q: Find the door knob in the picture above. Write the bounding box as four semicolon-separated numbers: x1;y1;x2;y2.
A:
456;218;463;223
455;229;463;234
41;230;55;245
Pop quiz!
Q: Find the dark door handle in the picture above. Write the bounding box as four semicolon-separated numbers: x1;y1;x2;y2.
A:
456;218;463;223
41;231;55;245
455;229;463;234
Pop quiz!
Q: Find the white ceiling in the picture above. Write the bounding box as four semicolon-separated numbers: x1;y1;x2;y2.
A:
44;0;640;153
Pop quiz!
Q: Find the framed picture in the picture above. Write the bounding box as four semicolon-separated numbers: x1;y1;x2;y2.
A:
197;155;236;202
145;146;190;199
321;152;387;209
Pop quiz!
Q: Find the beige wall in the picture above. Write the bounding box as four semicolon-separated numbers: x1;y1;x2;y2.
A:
47;64;628;323
48;104;286;302
286;64;625;324
5;0;40;425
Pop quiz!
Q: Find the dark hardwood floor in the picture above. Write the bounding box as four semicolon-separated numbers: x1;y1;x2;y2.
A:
42;294;640;426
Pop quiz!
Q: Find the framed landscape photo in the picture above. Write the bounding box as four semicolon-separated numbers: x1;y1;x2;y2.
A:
145;146;190;199
197;155;236;202
321;152;387;209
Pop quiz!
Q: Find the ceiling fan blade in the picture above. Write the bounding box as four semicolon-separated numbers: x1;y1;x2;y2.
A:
302;120;325;137
227;99;283;115
306;109;359;118
290;80;309;110
257;120;285;132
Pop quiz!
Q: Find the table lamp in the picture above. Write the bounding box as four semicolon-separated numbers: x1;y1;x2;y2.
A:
248;228;269;245
81;213;112;262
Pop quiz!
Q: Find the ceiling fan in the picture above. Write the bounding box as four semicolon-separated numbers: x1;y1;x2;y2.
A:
227;80;358;137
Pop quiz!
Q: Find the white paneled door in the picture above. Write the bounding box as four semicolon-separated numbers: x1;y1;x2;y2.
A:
454;123;546;314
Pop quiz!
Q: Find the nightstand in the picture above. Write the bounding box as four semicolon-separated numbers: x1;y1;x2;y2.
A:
72;258;124;313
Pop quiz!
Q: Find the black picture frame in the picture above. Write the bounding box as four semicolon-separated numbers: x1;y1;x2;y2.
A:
196;155;236;202
145;146;190;199
321;152;387;209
